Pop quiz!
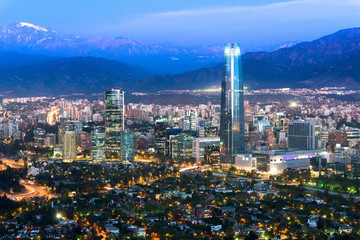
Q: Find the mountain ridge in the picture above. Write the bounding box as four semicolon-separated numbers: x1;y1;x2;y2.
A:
1;26;360;96
0;22;301;74
143;27;360;91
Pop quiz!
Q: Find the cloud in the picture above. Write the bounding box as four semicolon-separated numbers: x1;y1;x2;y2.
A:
104;0;360;46
151;0;301;17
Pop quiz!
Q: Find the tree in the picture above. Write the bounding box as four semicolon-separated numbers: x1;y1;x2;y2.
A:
81;149;91;158
206;170;213;178
245;231;258;240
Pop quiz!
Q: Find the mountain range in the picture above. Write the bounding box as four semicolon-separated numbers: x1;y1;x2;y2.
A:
0;22;300;74
0;22;225;74
0;53;152;95
145;27;360;91
1;23;360;96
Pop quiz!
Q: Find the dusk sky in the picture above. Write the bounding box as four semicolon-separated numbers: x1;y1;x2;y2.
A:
0;0;360;48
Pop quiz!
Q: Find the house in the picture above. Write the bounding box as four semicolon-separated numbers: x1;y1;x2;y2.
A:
253;181;271;191
210;225;222;232
339;224;353;234
105;225;120;234
307;215;319;228
134;227;146;238
220;206;236;214
191;207;211;219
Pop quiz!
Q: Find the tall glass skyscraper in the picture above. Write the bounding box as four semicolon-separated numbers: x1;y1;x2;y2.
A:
121;130;135;161
105;89;125;157
220;43;245;163
92;128;105;162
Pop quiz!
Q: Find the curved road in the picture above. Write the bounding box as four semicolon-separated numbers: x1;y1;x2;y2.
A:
1;180;55;201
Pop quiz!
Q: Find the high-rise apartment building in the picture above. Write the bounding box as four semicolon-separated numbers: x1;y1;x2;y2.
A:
58;118;74;145
33;128;46;145
78;131;92;151
220;43;245;163
105;89;125;157
44;133;56;147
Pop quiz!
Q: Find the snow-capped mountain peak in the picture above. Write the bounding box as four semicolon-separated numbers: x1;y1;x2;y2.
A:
17;22;48;32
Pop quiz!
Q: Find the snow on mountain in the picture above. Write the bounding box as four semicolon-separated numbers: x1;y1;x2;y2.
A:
18;22;48;32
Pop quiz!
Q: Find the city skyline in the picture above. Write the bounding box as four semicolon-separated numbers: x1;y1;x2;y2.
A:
1;1;360;239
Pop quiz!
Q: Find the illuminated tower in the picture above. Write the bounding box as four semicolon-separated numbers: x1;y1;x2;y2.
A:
105;88;125;157
220;43;245;163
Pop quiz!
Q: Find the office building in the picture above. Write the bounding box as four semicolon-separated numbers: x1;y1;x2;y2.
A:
121;130;135;161
220;43;245;164
185;109;197;131
92;129;105;162
105;89;125;156
193;137;220;163
169;132;195;160
154;121;167;155
310;156;327;177
58;118;74;145
165;128;183;156
73;121;83;136
288;121;316;150
199;126;218;138
204;145;220;165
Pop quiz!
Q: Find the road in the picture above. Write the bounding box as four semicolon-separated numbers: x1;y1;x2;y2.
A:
46;108;60;125
302;185;358;200
0;164;6;171
0;159;25;169
179;165;199;172
1;180;55;201
192;168;360;201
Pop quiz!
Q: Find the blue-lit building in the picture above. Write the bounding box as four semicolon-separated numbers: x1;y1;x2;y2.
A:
92;128;105;162
121;130;135;161
220;43;245;164
105;89;125;157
